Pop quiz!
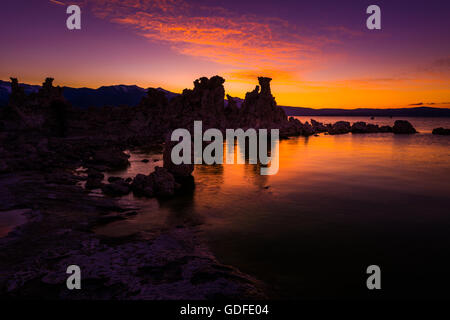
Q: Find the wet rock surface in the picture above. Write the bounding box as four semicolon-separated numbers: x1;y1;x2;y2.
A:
0;169;265;299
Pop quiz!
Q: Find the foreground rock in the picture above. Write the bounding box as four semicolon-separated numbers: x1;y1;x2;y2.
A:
432;127;450;135
393;120;417;134
0;173;265;299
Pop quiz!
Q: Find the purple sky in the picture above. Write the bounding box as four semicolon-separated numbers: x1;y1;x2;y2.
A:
0;0;449;108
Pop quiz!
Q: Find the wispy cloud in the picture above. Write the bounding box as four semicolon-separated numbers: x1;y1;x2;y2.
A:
432;57;450;70
408;101;450;106
49;0;65;6
418;56;450;75
72;0;354;80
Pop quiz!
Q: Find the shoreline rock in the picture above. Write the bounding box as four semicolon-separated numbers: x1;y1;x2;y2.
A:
432;127;450;135
393;120;417;134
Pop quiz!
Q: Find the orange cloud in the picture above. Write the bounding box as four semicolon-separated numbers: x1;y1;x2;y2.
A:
49;0;65;6
79;0;325;74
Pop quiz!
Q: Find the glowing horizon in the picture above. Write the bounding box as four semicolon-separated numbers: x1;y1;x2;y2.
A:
0;0;449;109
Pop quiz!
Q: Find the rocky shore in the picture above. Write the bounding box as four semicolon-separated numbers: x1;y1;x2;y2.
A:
0;75;423;299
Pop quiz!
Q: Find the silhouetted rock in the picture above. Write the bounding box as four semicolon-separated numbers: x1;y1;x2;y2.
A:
131;167;177;198
351;121;368;133
240;77;287;130
6;78;71;136
301;121;315;136
393;120;417;134
311;119;328;133
351;122;381;133
224;95;240;126
131;174;154;197
281;117;303;136
166;76;226;130
432;127;450;135
150;166;177;197
379;125;393;132
327;121;351;135
141;88;168;109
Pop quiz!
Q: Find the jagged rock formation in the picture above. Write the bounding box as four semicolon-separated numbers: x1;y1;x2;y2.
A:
4;77;70;136
239;77;286;130
2;76;419;144
311;119;328;133
135;75;311;138
166;76;226;130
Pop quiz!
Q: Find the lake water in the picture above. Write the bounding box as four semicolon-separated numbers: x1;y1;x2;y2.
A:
94;117;450;298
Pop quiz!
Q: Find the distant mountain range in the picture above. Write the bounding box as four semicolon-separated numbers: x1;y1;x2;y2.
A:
1;80;449;117
281;106;450;117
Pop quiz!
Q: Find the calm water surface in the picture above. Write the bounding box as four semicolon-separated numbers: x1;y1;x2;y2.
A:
96;117;450;299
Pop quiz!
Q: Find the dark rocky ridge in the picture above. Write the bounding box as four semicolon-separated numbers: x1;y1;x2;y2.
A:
1;76;420;142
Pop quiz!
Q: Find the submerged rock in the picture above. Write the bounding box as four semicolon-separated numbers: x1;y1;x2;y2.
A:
280;117;315;137
393;120;417;134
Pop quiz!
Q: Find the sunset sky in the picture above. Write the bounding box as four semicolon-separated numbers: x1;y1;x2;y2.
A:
1;0;449;108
